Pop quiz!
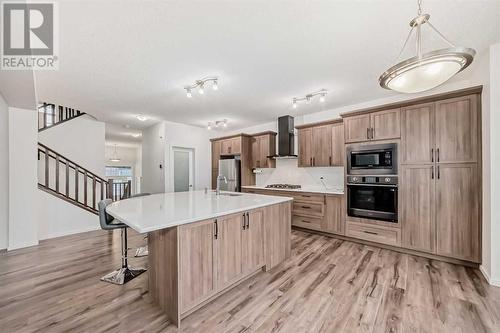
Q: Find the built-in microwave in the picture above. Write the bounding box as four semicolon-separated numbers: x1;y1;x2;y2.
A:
347;143;397;175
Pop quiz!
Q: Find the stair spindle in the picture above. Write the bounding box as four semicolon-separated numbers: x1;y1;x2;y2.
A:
75;166;79;202
65;159;69;197
55;155;60;193
45;148;49;187
84;171;88;206
92;177;96;209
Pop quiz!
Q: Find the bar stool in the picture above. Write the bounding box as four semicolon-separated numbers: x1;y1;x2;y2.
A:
128;193;151;257
98;199;146;285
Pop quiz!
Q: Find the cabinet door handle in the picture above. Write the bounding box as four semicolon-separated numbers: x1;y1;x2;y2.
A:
431;166;434;179
372;128;375;139
214;220;218;239
301;205;311;209
246;212;250;229
310;157;313;166
437;148;440;162
367;128;370;139
329;156;332;166
431;148;434;162
242;213;246;230
312;157;315;166
363;230;378;235
437;165;440;179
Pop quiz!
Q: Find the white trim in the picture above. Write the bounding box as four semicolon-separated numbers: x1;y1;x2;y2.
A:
7;240;39;251
480;265;500;287
38;225;101;241
170;146;195;192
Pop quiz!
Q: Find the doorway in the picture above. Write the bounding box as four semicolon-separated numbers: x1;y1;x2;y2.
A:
172;147;194;192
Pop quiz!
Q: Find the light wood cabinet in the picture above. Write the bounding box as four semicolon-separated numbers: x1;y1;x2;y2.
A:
297;121;344;167
344;109;401;143
216;213;243;289
221;137;241;155
251;132;276;168
330;123;344;166
212;140;221;169
401;165;435;253
242;209;264;274
323;195;344;235
312;125;332;167
346;221;401;247
435;163;480;262
435;95;479;164
344;114;370;143
401;103;435;164
298;128;313;167
179;219;216;312
370;108;401;141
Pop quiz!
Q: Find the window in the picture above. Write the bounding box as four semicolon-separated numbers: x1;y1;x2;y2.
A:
105;166;132;177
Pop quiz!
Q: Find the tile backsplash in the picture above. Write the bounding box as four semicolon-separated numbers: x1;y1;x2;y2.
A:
255;158;344;190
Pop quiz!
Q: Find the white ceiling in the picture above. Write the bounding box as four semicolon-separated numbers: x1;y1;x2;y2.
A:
34;0;500;135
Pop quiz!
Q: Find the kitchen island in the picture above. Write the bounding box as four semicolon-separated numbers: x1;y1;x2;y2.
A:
106;190;292;327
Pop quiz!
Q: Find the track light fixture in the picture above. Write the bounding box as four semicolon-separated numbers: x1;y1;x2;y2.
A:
207;119;228;130
291;89;328;108
185;77;218;97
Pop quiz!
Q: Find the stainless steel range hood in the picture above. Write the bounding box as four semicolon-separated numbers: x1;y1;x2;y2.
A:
268;115;297;158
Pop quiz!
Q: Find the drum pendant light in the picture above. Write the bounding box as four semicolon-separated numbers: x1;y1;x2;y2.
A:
379;0;475;93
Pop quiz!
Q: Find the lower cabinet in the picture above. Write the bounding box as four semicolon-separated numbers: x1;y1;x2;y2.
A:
435;164;480;262
178;219;216;313
178;208;266;313
216;213;244;289
323;195;344;235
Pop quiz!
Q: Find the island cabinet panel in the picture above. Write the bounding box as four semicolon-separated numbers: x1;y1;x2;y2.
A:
312;125;332;167
331;123;345;166
344;114;370;143
401;165;435;253
298;128;313;167
242;209;265;274
370;108;401;141
435;164;480;262
322;195;344;235
216;213;244;289
434;95;479;164
264;201;292;270
401;103;435;164
179;219;216;313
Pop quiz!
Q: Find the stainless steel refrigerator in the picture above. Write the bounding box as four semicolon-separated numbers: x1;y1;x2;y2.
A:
218;158;241;192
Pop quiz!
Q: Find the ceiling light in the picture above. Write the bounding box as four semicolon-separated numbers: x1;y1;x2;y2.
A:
379;0;475;93
207;122;212;130
222;119;227;127
109;144;121;162
136;115;148;122
184;77;218;98
131;133;141;138
292;89;328;107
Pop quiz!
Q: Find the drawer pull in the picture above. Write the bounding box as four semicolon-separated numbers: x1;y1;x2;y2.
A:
301;206;311;209
301;220;312;224
301;195;311;198
363;231;378;235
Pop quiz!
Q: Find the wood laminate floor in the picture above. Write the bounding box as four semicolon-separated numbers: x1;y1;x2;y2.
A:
0;229;499;333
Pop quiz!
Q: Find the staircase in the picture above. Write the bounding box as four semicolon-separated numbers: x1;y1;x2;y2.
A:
37;103;129;215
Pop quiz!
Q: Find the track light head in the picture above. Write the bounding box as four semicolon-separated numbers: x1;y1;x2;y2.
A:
319;93;326;103
198;84;205;94
213;80;218;91
186;88;192;98
292;99;298;109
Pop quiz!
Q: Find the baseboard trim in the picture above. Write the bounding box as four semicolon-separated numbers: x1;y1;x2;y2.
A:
479;265;500;287
7;240;39;251
39;225;101;241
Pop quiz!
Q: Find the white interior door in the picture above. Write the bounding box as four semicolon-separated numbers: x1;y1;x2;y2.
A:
173;147;194;192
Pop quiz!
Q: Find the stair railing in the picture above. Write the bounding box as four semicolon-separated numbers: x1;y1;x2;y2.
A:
37;142;110;214
38;103;86;132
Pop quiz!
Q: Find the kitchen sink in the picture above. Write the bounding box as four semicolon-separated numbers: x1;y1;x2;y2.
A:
218;193;243;197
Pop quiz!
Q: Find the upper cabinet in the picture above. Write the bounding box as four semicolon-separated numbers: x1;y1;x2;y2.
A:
221;137;241;155
401;95;479;165
434;95;479;164
344;108;401;143
251;132;276;168
297;121;344;168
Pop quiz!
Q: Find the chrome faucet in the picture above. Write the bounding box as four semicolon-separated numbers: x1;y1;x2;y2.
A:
216;175;227;195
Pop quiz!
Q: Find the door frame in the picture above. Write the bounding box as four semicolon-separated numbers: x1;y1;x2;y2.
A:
170;146;195;192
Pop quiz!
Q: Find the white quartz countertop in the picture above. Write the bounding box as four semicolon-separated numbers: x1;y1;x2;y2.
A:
105;190;293;233
242;185;344;195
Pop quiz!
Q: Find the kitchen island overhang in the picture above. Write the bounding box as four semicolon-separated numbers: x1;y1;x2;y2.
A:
106;191;293;327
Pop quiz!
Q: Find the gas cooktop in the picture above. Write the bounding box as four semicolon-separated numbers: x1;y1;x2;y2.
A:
265;184;302;190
